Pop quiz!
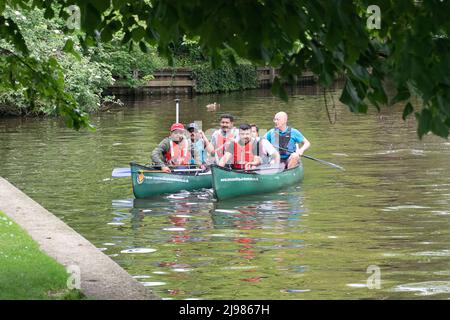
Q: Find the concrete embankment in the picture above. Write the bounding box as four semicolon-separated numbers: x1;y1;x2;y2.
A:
0;177;159;300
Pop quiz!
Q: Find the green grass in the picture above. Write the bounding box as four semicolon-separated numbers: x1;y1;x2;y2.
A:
0;211;84;300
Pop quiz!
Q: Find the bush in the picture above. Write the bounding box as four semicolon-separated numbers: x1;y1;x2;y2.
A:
192;62;258;93
92;41;167;88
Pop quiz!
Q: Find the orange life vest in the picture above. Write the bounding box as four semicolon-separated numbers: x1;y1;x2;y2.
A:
232;141;255;170
215;130;235;158
165;140;190;165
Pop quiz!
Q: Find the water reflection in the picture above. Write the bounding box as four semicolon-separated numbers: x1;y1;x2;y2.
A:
108;187;307;299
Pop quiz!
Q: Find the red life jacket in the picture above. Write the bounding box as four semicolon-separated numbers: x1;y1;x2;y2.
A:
232;141;255;170
215;130;235;158
165;140;190;165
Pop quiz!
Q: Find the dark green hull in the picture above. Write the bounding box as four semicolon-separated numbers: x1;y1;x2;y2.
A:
131;163;212;198
211;165;304;200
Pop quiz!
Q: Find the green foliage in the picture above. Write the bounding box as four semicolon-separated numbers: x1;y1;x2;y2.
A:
2;1;450;137
0;5;114;128
92;39;166;87
192;62;258;93
171;37;206;67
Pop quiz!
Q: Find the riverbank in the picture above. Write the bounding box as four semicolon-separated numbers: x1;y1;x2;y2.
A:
0;210;84;300
0;177;159;300
105;67;316;96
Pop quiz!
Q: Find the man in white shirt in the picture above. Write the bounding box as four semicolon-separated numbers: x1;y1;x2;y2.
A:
250;124;280;166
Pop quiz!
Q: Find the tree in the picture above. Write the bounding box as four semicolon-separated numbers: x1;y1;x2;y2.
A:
0;6;115;119
1;0;450;138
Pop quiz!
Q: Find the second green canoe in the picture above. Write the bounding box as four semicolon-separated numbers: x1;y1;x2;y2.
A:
131;162;212;198
211;164;304;200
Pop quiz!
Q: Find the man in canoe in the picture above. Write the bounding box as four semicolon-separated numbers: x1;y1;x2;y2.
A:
151;123;191;173
250;123;281;165
187;122;212;169
218;123;267;170
209;114;239;163
264;111;311;169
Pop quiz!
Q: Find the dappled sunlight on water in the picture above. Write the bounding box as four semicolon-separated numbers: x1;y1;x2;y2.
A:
1;85;449;299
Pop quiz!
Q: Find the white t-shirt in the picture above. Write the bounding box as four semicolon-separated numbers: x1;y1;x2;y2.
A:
254;137;277;156
260;138;277;156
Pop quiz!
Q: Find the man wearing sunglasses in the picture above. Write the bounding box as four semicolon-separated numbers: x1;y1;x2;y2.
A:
187;122;213;170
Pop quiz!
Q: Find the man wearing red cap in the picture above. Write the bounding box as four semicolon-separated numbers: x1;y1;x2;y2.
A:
151;123;190;173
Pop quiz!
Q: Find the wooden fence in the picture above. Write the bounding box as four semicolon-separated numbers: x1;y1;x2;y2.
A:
105;67;316;96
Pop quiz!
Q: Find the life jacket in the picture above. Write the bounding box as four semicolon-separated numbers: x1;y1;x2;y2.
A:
215;130;236;159
274;127;294;158
189;139;206;164
165;139;190;165
232;140;260;170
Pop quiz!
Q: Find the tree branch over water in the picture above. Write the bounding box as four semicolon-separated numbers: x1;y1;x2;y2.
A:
1;0;450;138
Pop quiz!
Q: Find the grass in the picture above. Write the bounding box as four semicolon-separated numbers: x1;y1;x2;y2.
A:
0;211;84;300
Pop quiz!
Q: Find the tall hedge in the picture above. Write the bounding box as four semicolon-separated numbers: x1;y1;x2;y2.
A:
192;63;258;93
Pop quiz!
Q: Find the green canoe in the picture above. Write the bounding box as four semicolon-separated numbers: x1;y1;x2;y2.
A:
211;164;304;200
130;162;212;198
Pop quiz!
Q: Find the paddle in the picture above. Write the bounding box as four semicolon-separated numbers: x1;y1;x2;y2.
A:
112;167;205;178
302;155;345;171
235;164;286;174
277;147;345;171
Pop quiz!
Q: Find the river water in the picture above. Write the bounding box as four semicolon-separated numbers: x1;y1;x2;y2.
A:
1;85;449;299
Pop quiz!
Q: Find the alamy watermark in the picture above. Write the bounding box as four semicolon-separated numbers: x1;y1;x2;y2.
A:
66;264;81;290
367;5;381;30
366;265;381;289
66;5;80;30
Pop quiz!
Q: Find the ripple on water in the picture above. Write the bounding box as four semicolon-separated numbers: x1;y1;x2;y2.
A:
222;266;258;270
141;282;166;287
166;193;190;199
392;281;450;296
382;205;430;211
133;275;151;279
120;248;157;254
431;210;450;216
215;209;239;213
107;222;125;226
163;227;186;231
346;283;367;288
112;199;134;208
280;289;311;293
209;234;230;237
412;250;450;257
331;153;349;157
172;268;193;272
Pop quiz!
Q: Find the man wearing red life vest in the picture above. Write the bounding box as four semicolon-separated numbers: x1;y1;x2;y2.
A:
218;124;262;170
151;123;190;173
209;114;239;164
